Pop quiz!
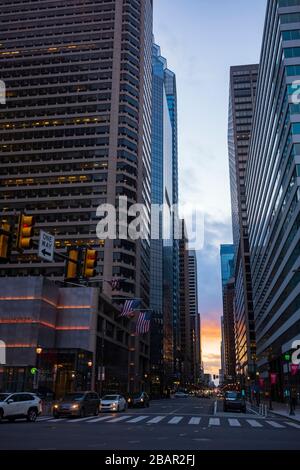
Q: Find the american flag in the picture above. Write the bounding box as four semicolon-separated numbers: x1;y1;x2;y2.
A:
120;299;140;317
136;311;151;335
106;279;121;291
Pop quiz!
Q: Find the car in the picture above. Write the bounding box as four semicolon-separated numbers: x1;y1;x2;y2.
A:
0;392;42;423
174;391;189;398
127;392;150;408
53;391;100;418
100;394;127;412
223;391;246;413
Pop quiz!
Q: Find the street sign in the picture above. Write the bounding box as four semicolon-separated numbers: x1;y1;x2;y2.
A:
38;230;55;262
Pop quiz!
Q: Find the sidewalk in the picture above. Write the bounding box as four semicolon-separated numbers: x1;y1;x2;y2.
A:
268;402;300;423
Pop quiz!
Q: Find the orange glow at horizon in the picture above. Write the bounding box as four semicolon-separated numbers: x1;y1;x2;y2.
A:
201;317;221;376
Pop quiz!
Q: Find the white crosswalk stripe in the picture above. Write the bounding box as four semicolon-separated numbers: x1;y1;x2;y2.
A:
47;418;66;423
228;419;241;427
168;416;183;424
247;419;263;428
127;416;149;423
87;415;114;423
108;415;131;423
284;421;300;429
67;416;97;423
147;416;165;424
189;417;201;425
209;418;220;426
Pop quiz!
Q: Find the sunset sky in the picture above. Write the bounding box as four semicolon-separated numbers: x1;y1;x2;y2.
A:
154;0;267;375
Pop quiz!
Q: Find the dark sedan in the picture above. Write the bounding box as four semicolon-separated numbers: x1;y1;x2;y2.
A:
223;391;246;413
53;392;100;418
127;392;150;408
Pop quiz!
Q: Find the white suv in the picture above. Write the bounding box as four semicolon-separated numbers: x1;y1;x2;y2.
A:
0;392;42;423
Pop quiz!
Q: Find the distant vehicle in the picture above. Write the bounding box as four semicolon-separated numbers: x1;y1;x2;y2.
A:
53;392;100;418
0;392;42;423
100;394;127;412
174;391;189;398
223;391;246;413
127;392;150;408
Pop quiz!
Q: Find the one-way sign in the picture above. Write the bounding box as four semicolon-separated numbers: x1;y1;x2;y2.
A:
38;230;55;262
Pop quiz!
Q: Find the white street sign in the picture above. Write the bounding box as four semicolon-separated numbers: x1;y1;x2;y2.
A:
38;230;55;262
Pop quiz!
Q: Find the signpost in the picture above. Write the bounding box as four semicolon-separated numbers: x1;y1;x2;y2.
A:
38;230;55;262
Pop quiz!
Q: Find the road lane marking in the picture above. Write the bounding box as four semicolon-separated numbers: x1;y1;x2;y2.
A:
127;416;149;423
266;421;285;429
247;419;263;428
168;416;183;424
107;415;131;423
209;418;220;426
284;421;300;429
38;417;53;422
87;415;114;423
228;419;241;427
147;416;165;424
189;417;201;425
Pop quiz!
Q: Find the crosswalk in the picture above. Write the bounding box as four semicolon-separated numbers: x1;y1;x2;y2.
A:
36;415;300;430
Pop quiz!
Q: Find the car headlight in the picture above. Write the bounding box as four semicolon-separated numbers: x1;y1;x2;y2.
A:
53;404;59;409
72;404;80;410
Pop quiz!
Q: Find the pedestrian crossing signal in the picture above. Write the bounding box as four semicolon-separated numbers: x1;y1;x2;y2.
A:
83;249;98;278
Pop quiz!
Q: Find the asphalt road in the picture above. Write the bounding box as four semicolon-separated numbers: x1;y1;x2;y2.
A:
1;398;300;450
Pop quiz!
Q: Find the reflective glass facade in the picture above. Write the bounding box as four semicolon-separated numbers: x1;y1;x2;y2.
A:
220;244;235;288
150;43;175;388
246;0;300;397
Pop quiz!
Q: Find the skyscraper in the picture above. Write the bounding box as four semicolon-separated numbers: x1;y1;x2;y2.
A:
220;245;236;383
0;0;153;307
150;43;178;392
179;220;192;385
0;0;153;394
246;0;300;400
228;64;258;385
188;250;202;384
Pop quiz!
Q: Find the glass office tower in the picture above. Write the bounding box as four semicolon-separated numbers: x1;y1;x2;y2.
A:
150;43;176;392
246;0;300;400
228;65;258;386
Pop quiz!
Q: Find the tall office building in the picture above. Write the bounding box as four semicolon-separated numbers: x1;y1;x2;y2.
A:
246;0;300;399
0;0;152;304
188;250;202;384
220;245;236;383
179;220;192;385
150;43;178;392
228;64;258;384
0;0;153;393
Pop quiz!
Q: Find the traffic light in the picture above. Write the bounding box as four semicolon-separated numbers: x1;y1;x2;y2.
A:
0;221;12;262
17;214;35;250
65;248;79;280
83;249;98;278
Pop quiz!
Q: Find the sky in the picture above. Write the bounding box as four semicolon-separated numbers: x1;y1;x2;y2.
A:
154;0;267;375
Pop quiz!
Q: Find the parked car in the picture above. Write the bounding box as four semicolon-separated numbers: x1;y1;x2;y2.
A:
100;394;127;412
0;392;42;423
223;391;246;413
53;392;100;418
127;392;150;408
174;391;189;398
